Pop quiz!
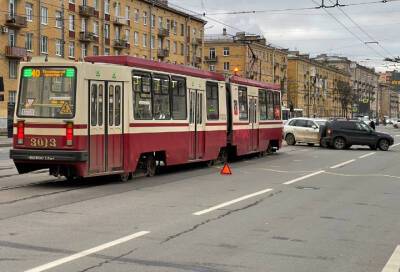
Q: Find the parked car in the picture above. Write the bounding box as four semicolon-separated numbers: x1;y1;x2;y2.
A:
284;118;327;146
321;120;394;151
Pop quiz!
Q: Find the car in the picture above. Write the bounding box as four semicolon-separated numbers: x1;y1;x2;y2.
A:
320;120;394;151
284;118;327;146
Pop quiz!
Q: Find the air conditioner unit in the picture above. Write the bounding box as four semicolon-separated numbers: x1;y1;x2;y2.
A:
2;26;8;33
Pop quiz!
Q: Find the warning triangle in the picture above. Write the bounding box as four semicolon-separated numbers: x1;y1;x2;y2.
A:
220;163;232;175
59;102;72;115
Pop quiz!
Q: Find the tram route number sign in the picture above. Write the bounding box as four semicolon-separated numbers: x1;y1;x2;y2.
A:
23;68;75;78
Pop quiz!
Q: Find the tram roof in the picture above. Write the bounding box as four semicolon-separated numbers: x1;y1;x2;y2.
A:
85;56;225;81
230;76;281;91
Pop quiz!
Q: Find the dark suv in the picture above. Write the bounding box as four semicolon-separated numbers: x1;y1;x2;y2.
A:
321;120;394;151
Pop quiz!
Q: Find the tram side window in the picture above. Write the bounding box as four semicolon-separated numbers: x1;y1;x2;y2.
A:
98;84;103;126
153;75;171;120
238;86;248;120
171;77;187;120
206;82;219;120
273;92;281;120
259;90;267;120
115;85;121;126
90;84;98;126
266;90;274;120
109;85;114;126
133;72;152;120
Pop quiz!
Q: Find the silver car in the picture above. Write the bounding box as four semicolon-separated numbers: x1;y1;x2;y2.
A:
284;118;327;146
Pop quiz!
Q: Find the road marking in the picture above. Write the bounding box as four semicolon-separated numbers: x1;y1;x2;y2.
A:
381;245;400;272
395;135;400;137
391;143;400;148
358;152;376;159
283;170;325;185
330;159;356;169
193;188;273;216
24;231;150;272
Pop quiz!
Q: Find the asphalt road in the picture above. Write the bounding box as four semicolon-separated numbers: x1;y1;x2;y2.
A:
1;127;400;272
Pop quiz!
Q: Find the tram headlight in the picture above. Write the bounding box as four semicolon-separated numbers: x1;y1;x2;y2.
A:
66;122;73;146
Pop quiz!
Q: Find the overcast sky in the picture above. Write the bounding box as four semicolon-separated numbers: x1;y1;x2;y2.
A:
169;0;400;72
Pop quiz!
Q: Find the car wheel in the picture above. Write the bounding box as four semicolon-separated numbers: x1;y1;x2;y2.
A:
333;137;346;150
285;134;296;146
378;139;390;151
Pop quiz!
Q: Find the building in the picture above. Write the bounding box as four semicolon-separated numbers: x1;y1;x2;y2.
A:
0;0;205;121
287;52;351;118
204;31;289;105
378;71;400;119
313;55;379;118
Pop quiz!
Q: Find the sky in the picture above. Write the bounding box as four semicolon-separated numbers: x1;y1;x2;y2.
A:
168;0;400;72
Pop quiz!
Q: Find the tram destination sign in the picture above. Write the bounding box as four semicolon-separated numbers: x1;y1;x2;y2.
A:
23;68;75;78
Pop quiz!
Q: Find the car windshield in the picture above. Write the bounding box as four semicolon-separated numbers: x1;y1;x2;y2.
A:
315;121;326;126
17;67;77;118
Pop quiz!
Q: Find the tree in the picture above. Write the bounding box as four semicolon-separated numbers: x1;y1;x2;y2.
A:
337;80;353;117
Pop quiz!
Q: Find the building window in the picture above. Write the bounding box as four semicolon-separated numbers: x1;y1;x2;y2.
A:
158;38;162;49
40;35;48;54
150;35;155;49
40;6;48;25
55;39;62;56
104;47;110;55
143;33;147;48
143;11;147;25
180;43;184;55
209;48;216;59
134;9;139;22
81;43;87;59
9;60;18;79
104;24;110;39
166;40;170;50
181;23;184;36
104;0;109;14
68;0;75;3
114;2;120;17
115;26;120;40
55;11;62;28
158;17;163;29
151;14;155;28
93;45;99;55
81;18;86;32
9;91;16;104
69;41;75;58
173;21;177;34
94;0;99;10
223;62;230;71
134;31;139;46
166;19;170;30
125;6;130;20
93;21;99;36
173;41;177;54
8;30;15;46
209;65;215;72
25;3;33;22
69;14;74;31
25;33;33;51
125;29;130;41
223;47;230;56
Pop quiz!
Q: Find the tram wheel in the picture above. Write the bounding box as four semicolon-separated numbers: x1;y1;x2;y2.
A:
119;172;130;182
145;155;157;177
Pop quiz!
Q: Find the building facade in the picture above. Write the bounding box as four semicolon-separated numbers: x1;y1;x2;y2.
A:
313;55;379;118
0;0;205;119
287;52;351;118
204;31;289;105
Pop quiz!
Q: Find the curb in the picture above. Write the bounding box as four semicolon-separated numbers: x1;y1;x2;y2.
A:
0;143;12;148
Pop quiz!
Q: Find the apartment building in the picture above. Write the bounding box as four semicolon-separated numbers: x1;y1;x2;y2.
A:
204;30;289;106
0;0;205;120
288;52;351;118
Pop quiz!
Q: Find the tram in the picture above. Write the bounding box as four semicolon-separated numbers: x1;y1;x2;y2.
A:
10;56;283;181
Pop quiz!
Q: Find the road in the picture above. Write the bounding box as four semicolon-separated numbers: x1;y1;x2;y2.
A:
1;127;400;272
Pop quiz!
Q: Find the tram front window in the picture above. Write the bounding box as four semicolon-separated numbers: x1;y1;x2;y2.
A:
17;67;76;118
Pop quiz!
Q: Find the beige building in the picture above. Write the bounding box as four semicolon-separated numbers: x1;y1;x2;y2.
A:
204;31;289;105
287;52;351;118
0;0;205;121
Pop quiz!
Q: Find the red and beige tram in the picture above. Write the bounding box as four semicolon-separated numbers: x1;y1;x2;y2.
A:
10;56;283;181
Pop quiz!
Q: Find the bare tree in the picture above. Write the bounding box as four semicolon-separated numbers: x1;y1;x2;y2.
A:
337;80;353;117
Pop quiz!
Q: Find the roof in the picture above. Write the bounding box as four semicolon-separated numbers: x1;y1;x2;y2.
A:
84;56;225;81
230;76;280;91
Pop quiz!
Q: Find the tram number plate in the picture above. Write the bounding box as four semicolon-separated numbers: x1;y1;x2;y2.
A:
30;137;57;148
28;156;55;161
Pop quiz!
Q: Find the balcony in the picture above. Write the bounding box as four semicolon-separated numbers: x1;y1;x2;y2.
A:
79;32;95;42
204;56;218;63
79;5;95;17
158;28;170;38
195;56;202;64
5;46;27;59
113;39;129;49
113;17;127;26
157;49;169;58
5;14;27;29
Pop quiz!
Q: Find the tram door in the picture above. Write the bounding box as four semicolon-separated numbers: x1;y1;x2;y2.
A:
188;89;205;160
249;96;259;151
89;81;123;174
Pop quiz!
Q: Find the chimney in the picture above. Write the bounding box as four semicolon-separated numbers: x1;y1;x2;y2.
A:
222;28;227;36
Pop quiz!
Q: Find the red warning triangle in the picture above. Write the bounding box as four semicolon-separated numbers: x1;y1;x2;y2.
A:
220;163;232;175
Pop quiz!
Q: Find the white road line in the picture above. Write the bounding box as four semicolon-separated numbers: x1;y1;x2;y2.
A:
330;159;356;169
358;152;376;159
395;135;400;137
381;245;400;272
283;170;325;185
24;231;150;272
193;188;273;216
392;143;400;148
